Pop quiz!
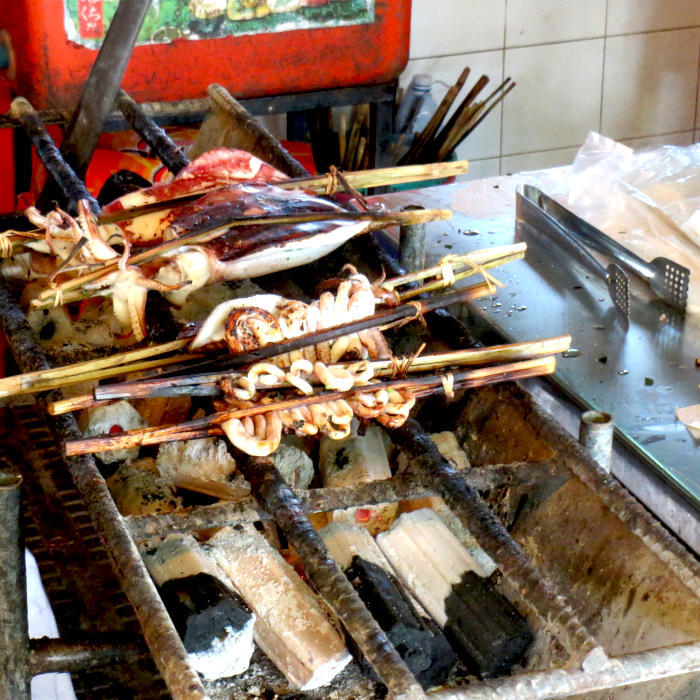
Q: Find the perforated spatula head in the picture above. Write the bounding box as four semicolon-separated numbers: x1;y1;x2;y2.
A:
649;257;690;313
605;263;630;327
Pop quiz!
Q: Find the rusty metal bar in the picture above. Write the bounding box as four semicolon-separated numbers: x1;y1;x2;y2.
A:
525;399;700;598
9;97;100;214
56;0;153;178
400;205;427;272
116;90;190;176
392;418;602;662
125;462;561;540
0;279;207;700
431;640;700;700
239;455;426;700
207;84;309;178
29;636;145;676
0;470;30;700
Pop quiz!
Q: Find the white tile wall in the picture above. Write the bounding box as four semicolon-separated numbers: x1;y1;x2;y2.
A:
502;40;604;154
606;0;700;35
399;0;700;176
409;0;506;59
505;0;606;46
601;29;700;139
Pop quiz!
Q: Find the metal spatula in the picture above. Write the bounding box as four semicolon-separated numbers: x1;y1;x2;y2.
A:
525;185;690;314
517;186;630;326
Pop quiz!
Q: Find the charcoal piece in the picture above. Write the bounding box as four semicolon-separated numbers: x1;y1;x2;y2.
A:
444;571;533;678
345;555;457;690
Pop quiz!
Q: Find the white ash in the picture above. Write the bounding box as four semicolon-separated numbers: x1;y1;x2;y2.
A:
271;439;314;490
82;400;146;464
106;460;182;516
156;437;247;495
190;620;256;680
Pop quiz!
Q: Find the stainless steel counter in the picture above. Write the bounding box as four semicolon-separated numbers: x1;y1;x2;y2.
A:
372;167;700;549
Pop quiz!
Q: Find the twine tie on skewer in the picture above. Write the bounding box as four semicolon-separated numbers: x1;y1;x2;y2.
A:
324;166;339;196
0;234;13;257
381;301;426;332
437;253;503;294
390;341;426;379
440;372;455;401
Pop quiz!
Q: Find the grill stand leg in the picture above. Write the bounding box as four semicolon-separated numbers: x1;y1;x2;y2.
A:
0;471;30;700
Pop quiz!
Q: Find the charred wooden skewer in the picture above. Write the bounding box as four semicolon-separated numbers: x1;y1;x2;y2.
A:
203;83;309;178
399;67;471;166
62;356;557;457
440;80;517;161
76;336;569;405
376;508;533;678
320;522;457;689
424;74;490;163
20;283;492;407
92;161;472;227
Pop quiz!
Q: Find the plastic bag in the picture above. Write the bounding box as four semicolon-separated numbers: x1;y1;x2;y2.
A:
568;132;700;315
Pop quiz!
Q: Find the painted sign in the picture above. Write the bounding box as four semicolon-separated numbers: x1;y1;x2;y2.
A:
64;0;376;47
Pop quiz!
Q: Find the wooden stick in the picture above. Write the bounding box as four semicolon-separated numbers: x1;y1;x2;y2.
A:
63;336;570;407
384;243;526;290
446;82;516;158
63;356;557;456
426;74;490;161
400;67;471;165
90;283;494;397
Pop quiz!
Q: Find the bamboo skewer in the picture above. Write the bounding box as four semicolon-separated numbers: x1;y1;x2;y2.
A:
426;74;490;162
446;81;516;158
0;339;190;398
63;356;558;457
54;336;571;408
9;282;494;404
438;79;515;161
92;161;471;227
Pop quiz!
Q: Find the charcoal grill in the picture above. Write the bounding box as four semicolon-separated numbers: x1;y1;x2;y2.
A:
1;86;699;700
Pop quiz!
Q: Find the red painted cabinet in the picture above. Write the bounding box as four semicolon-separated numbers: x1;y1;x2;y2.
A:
3;0;410;110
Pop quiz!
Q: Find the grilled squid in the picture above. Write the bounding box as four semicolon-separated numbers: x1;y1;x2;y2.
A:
190;266;392;364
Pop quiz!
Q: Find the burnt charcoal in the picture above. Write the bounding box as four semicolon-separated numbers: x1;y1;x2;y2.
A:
159;573;252;655
443;572;533;678
97;169;153;207
345;555;456;690
145;291;180;342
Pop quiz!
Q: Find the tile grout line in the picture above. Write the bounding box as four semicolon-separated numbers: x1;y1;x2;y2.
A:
694;33;700;137
472;128;695;164
408;24;700;63
600;0;609;132
499;0;509;175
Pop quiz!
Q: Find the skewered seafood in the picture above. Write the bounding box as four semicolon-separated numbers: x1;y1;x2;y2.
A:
100;147;289;246
190;264;391;361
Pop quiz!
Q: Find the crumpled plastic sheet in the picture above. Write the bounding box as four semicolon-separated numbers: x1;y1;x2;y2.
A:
568;131;700;316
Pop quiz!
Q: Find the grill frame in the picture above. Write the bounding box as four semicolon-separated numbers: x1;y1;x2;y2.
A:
0;96;699;700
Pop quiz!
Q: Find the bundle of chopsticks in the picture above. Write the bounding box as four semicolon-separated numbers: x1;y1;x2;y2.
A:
398;68;515;166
